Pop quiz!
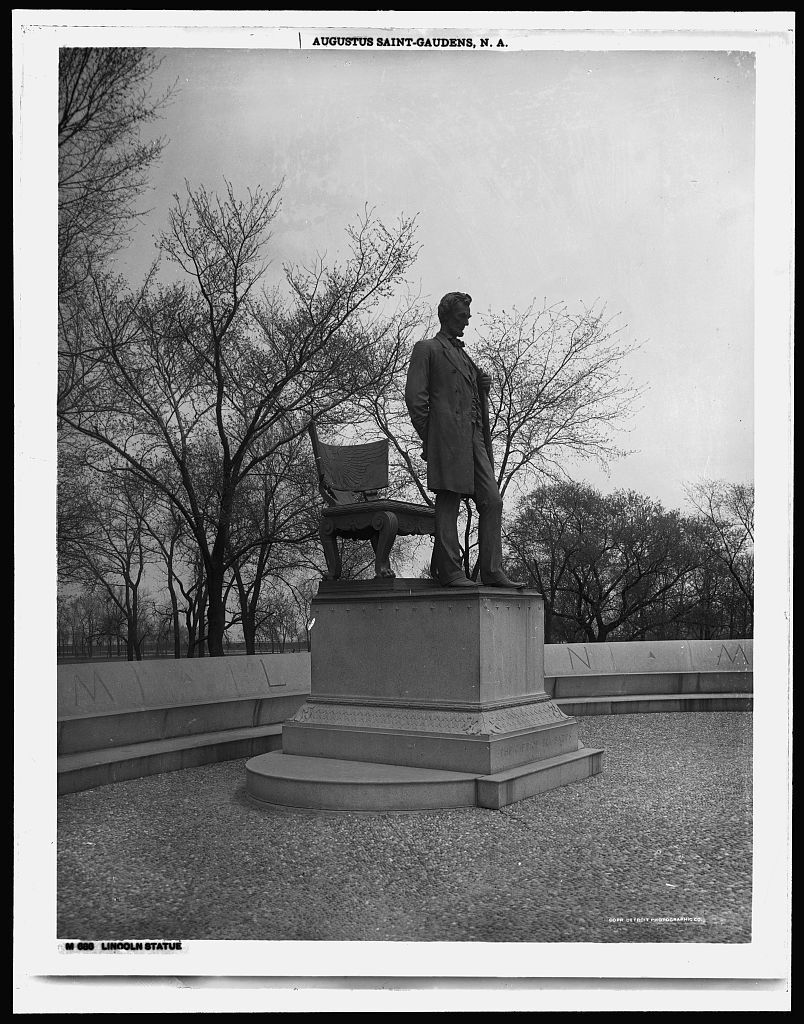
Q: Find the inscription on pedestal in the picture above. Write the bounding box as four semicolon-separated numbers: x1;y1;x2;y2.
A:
289;698;567;737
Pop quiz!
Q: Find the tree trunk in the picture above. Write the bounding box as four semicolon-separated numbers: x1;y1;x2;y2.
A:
185;604;196;657
205;562;226;657
242;609;256;656
543;604;553;645
233;568;256;656
124;587;135;661
168;582;181;659
131;588;143;661
198;596;208;657
590;619;608;642
204;485;236;657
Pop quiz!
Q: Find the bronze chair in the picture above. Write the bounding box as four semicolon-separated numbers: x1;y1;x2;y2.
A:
308;422;436;580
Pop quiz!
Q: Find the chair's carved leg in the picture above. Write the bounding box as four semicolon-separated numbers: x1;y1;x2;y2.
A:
371;511;398;578
319;519;342;580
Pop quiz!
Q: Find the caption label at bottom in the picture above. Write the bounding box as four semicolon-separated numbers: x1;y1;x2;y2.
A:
61;941;183;952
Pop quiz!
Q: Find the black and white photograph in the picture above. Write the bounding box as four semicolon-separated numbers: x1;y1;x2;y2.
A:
14;10;792;1014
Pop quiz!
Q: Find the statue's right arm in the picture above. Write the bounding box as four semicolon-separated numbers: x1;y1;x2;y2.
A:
405;341;431;446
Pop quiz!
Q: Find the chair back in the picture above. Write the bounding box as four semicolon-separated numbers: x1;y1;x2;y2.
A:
308;422;389;505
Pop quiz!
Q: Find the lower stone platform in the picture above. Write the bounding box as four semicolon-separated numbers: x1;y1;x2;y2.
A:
245;745;603;812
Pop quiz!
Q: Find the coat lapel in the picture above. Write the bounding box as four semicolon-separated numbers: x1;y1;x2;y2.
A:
437;332;475;383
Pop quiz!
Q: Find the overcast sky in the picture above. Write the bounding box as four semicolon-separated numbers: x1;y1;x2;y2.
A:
116;46;756;512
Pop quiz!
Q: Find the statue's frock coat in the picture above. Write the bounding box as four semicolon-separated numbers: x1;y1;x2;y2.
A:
405;331;492;496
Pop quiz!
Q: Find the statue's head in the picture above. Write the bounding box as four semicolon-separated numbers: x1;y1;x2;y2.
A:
437;291;472;338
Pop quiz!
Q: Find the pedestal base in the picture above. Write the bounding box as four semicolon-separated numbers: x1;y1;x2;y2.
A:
245;746;603;811
245;581;604;811
281;696;582;774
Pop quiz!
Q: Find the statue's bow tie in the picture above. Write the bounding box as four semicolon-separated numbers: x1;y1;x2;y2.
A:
449;336;465;349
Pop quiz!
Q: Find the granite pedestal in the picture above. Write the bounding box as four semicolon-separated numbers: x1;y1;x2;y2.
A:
246;580;603;810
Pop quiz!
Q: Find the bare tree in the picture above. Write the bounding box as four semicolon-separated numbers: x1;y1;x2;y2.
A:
57;593;108;659
57;595;76;657
253;588;305;653
148;596;187;658
176;547;209;658
678;555;753;640
476;300;641;496
684;478;754;631
58;181;420;655
57;429;98;584
59;47;170;295
63;469;154;660
65;592;106;660
503;482;585;643
226;433;322;654
143;499;190;658
505;482;701;642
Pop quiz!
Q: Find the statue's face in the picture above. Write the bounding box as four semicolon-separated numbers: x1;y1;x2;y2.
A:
444;301;471;338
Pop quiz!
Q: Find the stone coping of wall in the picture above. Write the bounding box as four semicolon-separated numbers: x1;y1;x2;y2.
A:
58;642;752;721
58;653;311;719
543;639;752;678
60;691;303;723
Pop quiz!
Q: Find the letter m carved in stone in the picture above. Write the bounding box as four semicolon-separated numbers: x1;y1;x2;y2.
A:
73;670;115;706
716;643;751;668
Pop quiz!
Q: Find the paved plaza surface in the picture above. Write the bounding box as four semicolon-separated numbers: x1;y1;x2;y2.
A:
57;713;752;943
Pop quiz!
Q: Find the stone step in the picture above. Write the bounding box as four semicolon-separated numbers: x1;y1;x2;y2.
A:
58;724;283;795
245;745;604;812
556;693;753;716
246;752;479;811
476;746;604;809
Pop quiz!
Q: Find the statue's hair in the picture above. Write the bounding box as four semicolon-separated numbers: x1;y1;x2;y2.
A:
437;292;472;326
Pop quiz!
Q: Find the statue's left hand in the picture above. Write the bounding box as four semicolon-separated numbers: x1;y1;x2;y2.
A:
477;369;492;393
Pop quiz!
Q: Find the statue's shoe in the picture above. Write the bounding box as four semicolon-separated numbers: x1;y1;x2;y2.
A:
481;573;526;589
442;575;480;588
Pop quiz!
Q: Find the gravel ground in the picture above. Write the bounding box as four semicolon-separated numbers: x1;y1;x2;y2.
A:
57;712;752;943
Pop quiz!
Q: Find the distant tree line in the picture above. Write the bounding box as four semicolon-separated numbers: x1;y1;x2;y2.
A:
57;473;753;659
56;48;753;660
504;478;753;643
56;586;308;661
